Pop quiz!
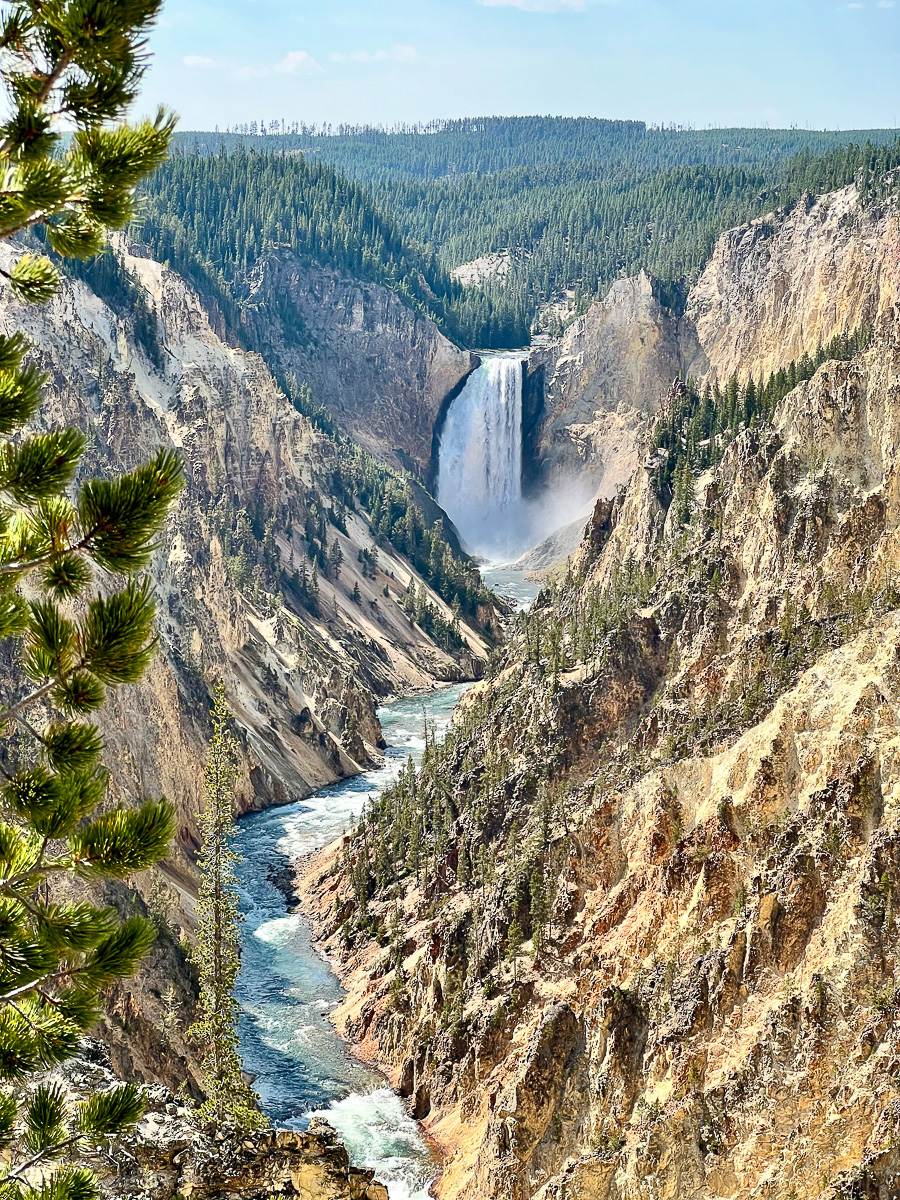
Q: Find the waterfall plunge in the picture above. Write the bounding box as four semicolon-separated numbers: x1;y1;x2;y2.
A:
436;354;529;562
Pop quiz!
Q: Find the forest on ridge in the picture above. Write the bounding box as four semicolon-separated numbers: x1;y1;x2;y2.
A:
128;117;900;350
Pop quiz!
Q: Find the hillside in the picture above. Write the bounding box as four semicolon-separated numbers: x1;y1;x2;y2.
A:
295;182;900;1200
165;120;900;349
0;237;501;1095
136;149;531;350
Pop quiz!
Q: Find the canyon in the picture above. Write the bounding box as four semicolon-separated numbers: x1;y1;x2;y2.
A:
293;176;900;1200
5;166;900;1200
0;236;496;1106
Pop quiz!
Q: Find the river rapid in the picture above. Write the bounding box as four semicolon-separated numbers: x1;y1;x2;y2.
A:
234;684;469;1200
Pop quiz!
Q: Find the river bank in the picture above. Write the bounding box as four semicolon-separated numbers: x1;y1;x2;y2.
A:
234;685;469;1200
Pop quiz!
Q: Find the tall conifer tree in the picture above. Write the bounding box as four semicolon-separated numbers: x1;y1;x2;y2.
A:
188;682;264;1130
0;2;180;1196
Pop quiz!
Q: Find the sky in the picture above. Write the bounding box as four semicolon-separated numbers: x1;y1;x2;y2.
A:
141;0;900;132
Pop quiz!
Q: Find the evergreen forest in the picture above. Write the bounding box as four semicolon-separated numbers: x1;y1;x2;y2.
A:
132;117;900;349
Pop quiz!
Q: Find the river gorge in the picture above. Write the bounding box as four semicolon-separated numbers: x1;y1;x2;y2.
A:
235;685;470;1200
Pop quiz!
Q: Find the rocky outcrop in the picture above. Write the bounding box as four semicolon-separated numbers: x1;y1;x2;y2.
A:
241;257;476;476
687;182;900;384
452;252;518;289
298;310;900;1200
525;271;697;511
28;1043;387;1200
511;518;586;574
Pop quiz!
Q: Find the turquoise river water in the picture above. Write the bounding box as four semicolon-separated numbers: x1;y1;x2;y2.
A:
234;684;469;1200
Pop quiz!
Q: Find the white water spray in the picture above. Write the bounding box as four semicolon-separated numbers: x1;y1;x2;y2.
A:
436;354;527;561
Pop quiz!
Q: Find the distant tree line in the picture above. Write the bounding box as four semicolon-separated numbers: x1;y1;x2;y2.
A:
143;120;900;351
175;117;900;178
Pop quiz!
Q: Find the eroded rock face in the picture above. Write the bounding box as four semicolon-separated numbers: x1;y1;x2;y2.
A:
240;257;476;476
687;183;900;384
526;272;693;505
298;312;900;1200
0;243;488;828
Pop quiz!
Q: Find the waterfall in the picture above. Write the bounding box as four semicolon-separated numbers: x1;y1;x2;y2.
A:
436;353;527;562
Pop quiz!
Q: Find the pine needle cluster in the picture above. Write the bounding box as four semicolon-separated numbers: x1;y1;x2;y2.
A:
0;0;175;303
0;1;179;1197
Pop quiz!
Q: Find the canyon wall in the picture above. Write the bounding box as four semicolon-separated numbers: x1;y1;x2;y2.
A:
298;293;900;1196
688;181;900;383
0;242;493;1091
524;184;900;536
525;272;693;506
239;257;477;476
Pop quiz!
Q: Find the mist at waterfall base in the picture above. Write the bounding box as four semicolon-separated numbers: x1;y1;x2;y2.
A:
234;686;468;1200
437;353;594;564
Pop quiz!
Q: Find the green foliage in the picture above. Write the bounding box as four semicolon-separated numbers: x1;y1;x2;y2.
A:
188;683;265;1130
0;3;180;1195
156;120;900;349
0;0;175;305
504;917;524;983
182;118;900;176
0;1079;145;1198
650;324;875;504
137;148;530;351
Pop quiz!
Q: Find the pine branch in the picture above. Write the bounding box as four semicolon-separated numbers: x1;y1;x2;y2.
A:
0;681;55;726
1;1131;81;1182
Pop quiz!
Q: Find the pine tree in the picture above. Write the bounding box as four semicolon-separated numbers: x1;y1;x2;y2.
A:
504;917;524;984
329;536;343;579
0;2;180;1196
188;682;264;1130
529;863;550;954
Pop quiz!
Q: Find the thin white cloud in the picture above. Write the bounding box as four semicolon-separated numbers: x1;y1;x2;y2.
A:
877;2;895;8
183;54;217;68
329;45;419;63
274;50;325;75
479;0;588;9
846;2;865;7
233;51;325;80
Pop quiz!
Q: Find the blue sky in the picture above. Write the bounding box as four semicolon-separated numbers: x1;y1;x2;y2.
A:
141;0;900;131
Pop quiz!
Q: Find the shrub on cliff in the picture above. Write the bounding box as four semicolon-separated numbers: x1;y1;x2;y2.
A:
0;2;180;1197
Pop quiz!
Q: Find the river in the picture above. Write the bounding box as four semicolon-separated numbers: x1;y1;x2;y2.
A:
482;563;542;611
234;684;470;1200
